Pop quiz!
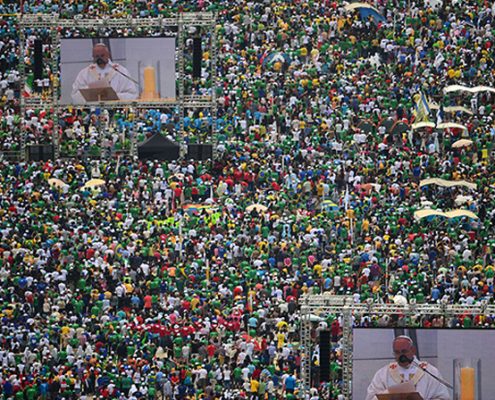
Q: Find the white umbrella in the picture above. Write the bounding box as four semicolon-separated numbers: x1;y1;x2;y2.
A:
437;122;468;131
48;178;67;189
452;139;473;149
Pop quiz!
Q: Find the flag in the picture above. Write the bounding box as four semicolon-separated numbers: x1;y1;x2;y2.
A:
22;73;34;98
344;185;350;211
436;104;444;126
413;91;431;122
434;52;445;69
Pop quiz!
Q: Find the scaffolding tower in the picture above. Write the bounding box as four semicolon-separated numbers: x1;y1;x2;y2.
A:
17;12;217;161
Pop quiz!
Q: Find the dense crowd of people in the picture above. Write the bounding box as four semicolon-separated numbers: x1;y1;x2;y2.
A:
0;0;494;399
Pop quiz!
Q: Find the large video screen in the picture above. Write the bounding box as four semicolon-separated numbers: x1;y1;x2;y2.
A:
60;38;176;104
352;328;495;400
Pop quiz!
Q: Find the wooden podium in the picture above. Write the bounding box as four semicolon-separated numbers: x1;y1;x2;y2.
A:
79;86;119;102
376;393;423;400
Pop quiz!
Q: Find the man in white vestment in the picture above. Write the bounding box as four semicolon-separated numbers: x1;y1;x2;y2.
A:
71;43;138;103
366;336;451;400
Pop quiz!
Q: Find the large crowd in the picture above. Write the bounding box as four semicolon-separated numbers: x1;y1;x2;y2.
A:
0;0;494;399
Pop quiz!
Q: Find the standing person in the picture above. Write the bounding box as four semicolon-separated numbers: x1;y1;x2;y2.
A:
366;336;451;400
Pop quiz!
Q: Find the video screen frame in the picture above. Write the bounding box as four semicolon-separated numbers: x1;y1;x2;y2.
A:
59;37;177;105
299;296;495;399
352;327;494;400
18;15;217;109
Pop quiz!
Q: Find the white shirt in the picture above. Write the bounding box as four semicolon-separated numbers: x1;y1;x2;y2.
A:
366;359;450;400
71;61;139;103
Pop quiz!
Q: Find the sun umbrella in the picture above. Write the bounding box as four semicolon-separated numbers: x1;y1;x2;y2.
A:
391;121;410;135
182;203;212;215
411;122;436;130
357;119;375;134
81;179;106;190
48;178;67;189
452;139;473;149
344;2;385;23
246;204;268;213
379;118;396;133
444;106;473;115
344;2;380;12
438;122;468;131
262;52;291;68
321;200;339;211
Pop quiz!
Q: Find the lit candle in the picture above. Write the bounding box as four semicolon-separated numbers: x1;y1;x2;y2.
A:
460;367;475;400
141;66;159;99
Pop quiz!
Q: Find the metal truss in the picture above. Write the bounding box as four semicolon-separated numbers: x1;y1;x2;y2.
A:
299;294;495;399
18;13;217;160
18;13;216;29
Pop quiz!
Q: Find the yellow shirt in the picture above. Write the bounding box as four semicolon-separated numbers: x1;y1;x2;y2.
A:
250;379;259;393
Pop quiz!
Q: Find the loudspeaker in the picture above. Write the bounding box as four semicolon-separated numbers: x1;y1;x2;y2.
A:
27;144;54;161
192;37;202;78
187;144;212;161
33;39;43;82
319;330;331;383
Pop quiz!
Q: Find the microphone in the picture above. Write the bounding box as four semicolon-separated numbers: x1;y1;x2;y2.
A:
111;64;140;87
95;57;106;67
398;355;454;390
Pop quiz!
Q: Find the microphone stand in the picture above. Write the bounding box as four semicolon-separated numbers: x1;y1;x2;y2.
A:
405;357;454;390
111;64;140;87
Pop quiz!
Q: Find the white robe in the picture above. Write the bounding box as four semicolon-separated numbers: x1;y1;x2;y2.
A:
366;359;451;400
71;61;139;103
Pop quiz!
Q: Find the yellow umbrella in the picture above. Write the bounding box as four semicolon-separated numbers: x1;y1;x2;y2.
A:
246;204;268;213
48;178;67;189
81;179;106;190
452;139;473;149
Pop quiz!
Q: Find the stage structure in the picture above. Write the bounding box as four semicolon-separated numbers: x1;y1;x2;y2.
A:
17;12;217;160
299;294;495;399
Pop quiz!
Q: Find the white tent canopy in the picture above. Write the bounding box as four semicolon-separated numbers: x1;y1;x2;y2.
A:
419;178;476;190
443;85;495;94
